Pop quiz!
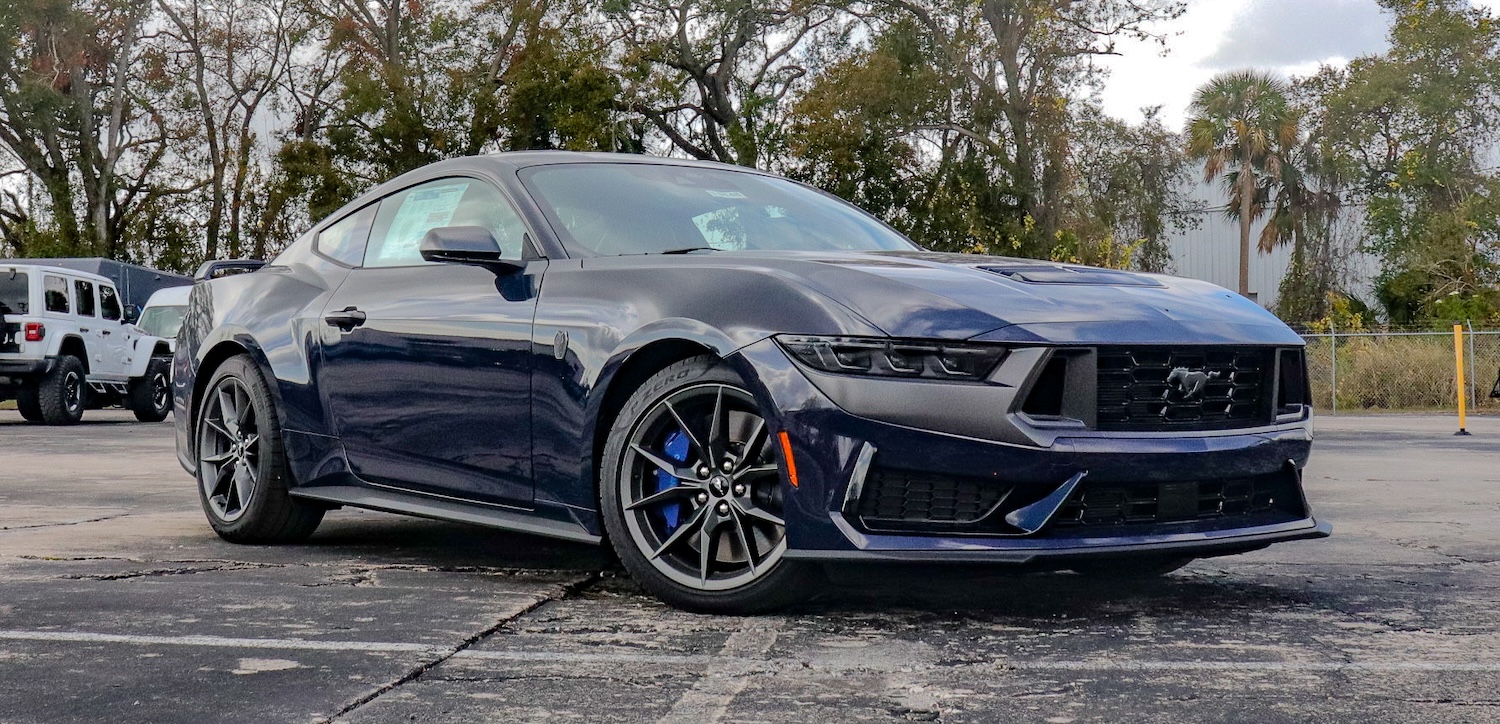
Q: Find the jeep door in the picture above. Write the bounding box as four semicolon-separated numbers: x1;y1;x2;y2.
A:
316;176;541;508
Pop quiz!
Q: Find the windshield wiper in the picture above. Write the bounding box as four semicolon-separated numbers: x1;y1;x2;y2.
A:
659;246;721;255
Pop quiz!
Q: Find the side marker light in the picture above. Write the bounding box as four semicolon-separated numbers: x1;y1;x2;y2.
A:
777;431;799;488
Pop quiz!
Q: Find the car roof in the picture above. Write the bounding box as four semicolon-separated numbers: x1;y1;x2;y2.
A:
481;150;773;175
1;263;113;286
143;285;192;306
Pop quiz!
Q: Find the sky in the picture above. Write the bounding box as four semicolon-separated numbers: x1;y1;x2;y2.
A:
1098;0;1500;129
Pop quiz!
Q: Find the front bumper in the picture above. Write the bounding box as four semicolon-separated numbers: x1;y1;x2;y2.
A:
735;338;1329;562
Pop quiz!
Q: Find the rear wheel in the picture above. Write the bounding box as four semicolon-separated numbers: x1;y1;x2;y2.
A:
600;356;821;613
37;355;86;425
128;357;172;422
15;383;42;422
195;355;323;543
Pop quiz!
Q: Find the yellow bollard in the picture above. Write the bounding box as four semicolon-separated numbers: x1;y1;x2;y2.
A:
1455;324;1471;436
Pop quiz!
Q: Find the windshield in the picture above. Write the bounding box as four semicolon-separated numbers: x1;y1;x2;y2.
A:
520;163;920;257
0;271;26;315
138;305;187;338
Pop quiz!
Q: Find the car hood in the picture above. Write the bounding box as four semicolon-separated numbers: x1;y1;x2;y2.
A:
739;250;1304;345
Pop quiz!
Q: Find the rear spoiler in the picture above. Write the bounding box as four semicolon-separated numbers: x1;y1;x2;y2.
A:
194;259;266;282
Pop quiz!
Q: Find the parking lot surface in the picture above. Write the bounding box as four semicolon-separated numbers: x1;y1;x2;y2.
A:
2;410;1499;723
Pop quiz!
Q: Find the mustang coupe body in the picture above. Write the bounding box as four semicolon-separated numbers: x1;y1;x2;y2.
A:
174;151;1329;612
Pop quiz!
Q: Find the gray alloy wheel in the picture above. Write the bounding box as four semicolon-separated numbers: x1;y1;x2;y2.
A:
600;355;821;613
195;355;323;543
198;375;261;522
620;382;787;591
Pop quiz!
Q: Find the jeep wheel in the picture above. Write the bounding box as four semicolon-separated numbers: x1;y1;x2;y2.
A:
128;357;172;422
37;356;86;425
15;383;43;422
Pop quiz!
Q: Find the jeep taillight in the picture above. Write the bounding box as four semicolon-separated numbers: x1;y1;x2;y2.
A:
23;322;43;341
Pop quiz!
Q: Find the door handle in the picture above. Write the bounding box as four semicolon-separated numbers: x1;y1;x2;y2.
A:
100;330;111;336
324;307;367;331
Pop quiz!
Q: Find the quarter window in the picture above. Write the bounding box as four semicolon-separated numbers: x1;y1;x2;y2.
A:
44;276;69;313
317;205;378;267
364;179;528;268
0;271;29;315
100;285;122;321
74;280;96;317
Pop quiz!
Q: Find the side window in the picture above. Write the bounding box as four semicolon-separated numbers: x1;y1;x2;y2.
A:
74;280;96;317
100;285;122;321
44;275;69;313
365;178;527;268
316;204;378;267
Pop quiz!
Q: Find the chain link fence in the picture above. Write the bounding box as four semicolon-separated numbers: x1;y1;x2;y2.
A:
1300;326;1500;413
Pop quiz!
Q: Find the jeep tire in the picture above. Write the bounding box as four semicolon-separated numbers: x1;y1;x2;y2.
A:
128;357;172;422
37;355;86;425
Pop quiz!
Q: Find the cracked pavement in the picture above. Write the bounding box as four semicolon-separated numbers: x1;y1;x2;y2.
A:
1;409;1499;723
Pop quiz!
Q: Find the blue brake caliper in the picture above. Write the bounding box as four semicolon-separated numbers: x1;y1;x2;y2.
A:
655;429;690;533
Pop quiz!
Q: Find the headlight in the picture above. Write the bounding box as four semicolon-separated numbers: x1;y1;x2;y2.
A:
776;335;1006;381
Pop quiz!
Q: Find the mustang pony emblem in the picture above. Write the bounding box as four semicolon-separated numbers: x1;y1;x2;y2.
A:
1163;367;1220;401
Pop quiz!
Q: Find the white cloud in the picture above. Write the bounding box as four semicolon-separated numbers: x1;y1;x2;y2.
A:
1097;0;1500;128
1204;0;1389;69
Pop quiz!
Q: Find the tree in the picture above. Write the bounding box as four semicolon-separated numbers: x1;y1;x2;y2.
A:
871;0;1185;254
0;0;172;259
607;0;844;168
155;0;304;260
1312;0;1500;323
1185;70;1297;296
1063;106;1196;272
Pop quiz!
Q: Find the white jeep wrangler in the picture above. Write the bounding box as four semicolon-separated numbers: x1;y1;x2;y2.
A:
0;264;174;424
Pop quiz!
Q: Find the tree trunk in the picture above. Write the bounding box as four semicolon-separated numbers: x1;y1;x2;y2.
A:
1237;156;1254;297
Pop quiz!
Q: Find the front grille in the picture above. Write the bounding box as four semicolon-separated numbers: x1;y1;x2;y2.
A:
856;468;1010;531
1096;346;1275;431
1052;473;1301;528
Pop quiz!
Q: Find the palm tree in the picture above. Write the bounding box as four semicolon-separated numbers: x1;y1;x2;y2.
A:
1185;71;1298;297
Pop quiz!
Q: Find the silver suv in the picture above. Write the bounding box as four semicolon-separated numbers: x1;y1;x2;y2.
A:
0;264;173;424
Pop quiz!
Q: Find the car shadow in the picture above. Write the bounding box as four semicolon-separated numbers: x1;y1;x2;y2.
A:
793;562;1325;619
300;515;612;572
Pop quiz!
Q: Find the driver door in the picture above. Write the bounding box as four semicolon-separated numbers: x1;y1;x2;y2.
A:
317;177;542;507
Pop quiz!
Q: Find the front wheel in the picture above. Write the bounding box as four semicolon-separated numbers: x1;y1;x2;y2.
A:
600;356;821;614
128;357;172;422
195;355;323;543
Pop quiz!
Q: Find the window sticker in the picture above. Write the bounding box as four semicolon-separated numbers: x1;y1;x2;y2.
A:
376;182;470;264
705;189;747;200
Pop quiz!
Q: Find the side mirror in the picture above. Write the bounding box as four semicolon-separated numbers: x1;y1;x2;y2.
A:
122;304;140;324
420;226;523;271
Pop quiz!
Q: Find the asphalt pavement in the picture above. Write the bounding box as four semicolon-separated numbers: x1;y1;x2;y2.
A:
2;410;1499;723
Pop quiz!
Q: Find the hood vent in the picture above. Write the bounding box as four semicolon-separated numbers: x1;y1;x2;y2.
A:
979;264;1161;287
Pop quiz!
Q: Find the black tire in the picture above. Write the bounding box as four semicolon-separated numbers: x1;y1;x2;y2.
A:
128;357;172;422
37;355;86;425
599;355;822;614
15;383;43;422
194;354;323;543
1071;556;1193;579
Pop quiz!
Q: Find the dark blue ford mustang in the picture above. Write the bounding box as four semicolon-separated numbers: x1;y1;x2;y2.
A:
173;151;1329;612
